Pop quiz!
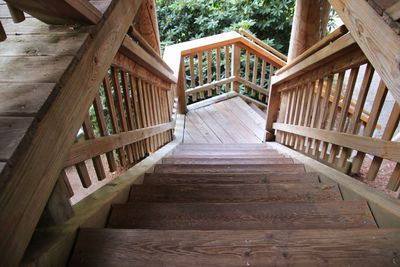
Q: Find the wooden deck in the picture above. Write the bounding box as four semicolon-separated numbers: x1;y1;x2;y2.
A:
183;96;266;144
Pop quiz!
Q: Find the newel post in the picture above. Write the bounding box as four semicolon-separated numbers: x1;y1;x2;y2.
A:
177;57;188;114
231;43;241;93
265;77;280;141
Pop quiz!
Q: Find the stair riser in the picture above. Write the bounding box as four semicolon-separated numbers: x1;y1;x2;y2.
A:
162;158;294;165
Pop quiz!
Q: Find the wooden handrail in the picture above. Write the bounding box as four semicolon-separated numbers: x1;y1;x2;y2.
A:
239;28;287;61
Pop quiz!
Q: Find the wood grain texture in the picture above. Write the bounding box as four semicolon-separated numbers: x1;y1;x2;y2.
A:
154;164;305;174
69;228;400;267
108;201;373;229
162;157;293;165
128;183;340;203
143;172;320;185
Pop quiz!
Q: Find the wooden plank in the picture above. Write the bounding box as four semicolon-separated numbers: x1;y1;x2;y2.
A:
75;161;92;188
207;49;212;96
128;184;341;204
330;0;400;105
386;1;400;20
154;163;305;174
187;91;238;111
70;228;400;266
185;77;235;95
186;112;221;143
143;172;320;185
109;200;375;231
0;1;142;264
162;158;294;165
273;123;400;163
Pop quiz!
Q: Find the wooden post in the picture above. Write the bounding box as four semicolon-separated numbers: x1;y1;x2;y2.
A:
6;3;25;23
0;21;6;42
231;44;241;93
265;82;280;141
177;58;188;114
287;0;321;62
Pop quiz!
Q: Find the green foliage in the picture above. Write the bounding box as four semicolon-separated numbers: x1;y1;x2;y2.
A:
156;0;295;54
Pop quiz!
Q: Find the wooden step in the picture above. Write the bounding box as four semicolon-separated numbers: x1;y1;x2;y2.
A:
154;164;305;174
175;144;273;151
162;157;294;165
171;149;282;157
165;154;285;159
128;184;341;203
70;228;400;266
143;172;320;185
107;201;375;229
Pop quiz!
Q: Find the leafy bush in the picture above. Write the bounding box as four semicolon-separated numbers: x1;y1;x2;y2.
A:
156;0;295;54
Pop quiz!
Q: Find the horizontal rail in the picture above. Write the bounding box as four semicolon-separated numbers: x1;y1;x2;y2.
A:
65;121;175;166
185;77;235;95
273;123;400;162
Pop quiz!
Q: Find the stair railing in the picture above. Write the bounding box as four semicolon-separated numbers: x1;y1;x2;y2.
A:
266;27;400;192
163;31;286;114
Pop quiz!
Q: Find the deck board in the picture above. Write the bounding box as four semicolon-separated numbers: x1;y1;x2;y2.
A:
184;96;265;144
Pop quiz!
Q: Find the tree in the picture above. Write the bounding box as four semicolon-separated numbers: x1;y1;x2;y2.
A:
156;0;295;54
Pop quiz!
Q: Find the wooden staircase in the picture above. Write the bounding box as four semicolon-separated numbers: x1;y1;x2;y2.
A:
69;144;400;266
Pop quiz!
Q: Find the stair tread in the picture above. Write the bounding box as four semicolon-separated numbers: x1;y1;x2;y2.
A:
108;201;375;230
154;163;305;174
162;157;294;164
70;228;400;267
128;183;341;203
143;172;320;184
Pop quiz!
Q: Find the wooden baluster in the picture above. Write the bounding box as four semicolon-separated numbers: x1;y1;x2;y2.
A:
290;86;303;147
274;92;288;142
207;49;212;97
305;80;322;155
387;163;400;191
251;56;259;97
216;47;221;94
244;50;250;93
299;82;314;151
0;21;6;42
149;84;160;150
152;85;162;147
281;90;294;143
82;115;106;180
350;81;388;174
339;64;374;168
6;3;25;23
320;72;345;159
60;169;74;198
225;46;231;91
112;68;134;164
142;82;154;151
367;103;400;180
75;161;92;188
104;76;128;166
130;75;146;158
328;67;359;164
259;60;267;101
198;52;204;99
286;88;298;146
121;72;140;162
231;44;241;93
93;93;117;172
159;89;167;143
137;79;151;153
313;75;333;158
294;84;308;150
189;54;197;102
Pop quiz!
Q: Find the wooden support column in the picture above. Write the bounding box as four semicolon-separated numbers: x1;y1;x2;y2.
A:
231;44;241;93
6;3;25;23
0;21;6;42
177;58;188;114
134;0;161;54
287;0;323;62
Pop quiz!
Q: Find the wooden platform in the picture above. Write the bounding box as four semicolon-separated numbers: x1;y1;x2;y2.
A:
183;96;266;143
70;144;400;266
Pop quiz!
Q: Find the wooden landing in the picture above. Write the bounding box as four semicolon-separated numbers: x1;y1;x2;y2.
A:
183;96;266;143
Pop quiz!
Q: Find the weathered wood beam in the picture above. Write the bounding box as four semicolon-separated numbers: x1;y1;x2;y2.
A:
0;1;143;266
134;0;160;54
330;0;400;105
